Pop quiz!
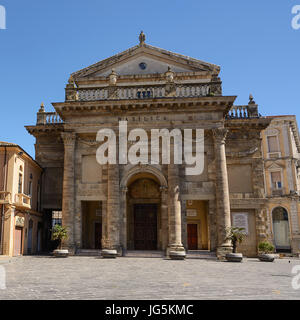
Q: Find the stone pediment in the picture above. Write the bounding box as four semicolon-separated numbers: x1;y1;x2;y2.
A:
265;162;285;170
71;43;220;80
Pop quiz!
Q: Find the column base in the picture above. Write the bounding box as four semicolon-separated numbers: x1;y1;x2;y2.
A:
166;245;186;260
101;249;118;259
217;245;233;261
101;244;122;258
62;243;76;256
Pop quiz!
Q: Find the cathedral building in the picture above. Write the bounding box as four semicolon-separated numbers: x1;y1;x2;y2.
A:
25;33;300;259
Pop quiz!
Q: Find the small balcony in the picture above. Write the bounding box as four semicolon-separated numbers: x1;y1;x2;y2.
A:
15;193;31;209
0;191;12;204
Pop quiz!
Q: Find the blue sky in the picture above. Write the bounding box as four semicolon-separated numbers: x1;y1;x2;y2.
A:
0;1;299;157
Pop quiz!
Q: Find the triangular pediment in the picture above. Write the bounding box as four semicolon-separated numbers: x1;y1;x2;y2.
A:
266;162;285;170
72;43;220;80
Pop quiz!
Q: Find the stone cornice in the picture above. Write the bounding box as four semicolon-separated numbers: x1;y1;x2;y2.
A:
52;96;236;119
25;124;63;137
225;117;272;130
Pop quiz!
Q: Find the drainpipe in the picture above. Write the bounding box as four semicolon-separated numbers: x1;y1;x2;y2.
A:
0;146;8;255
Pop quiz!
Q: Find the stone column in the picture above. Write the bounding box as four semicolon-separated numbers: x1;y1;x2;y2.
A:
61;131;76;254
160;186;168;251
120;186;128;254
208;199;217;251
167;164;186;259
104;164;121;256
213;128;232;260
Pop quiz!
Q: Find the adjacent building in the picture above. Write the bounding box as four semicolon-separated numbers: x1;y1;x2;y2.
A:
262;116;300;254
0;142;43;256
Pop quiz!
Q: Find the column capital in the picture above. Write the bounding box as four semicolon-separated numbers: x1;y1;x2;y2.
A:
61;131;76;147
159;185;168;193
120;186;128;194
212;128;228;145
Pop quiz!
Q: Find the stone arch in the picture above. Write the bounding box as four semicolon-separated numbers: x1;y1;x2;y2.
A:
119;165;168;251
120;165;167;189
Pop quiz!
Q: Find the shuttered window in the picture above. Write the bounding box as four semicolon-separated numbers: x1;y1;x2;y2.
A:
267;136;279;153
271;171;282;189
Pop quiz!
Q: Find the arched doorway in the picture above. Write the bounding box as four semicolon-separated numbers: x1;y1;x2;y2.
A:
126;174;162;250
272;207;291;251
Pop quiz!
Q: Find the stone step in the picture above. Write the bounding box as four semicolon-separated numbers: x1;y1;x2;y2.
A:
125;250;165;258
76;249;101;256
75;249;217;259
186;250;217;260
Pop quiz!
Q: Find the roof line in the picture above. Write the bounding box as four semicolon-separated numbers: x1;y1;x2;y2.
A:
71;43;220;78
0;143;42;170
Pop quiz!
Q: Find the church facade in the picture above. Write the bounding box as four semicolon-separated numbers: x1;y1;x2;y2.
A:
25;34;300;259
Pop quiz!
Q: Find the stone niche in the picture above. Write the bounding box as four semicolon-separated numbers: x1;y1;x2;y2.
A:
227;164;253;193
81;155;102;184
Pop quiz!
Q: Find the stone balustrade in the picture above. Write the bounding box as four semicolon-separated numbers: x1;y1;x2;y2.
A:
226;104;260;119
77;83;213;101
37;112;63;125
15;193;31;209
227;106;249;119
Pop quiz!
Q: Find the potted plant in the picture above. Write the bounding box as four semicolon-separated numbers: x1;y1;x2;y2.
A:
225;227;246;262
258;241;275;262
52;224;69;257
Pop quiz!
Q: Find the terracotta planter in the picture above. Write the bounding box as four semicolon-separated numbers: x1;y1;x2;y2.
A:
225;253;243;262
258;254;275;262
53;249;69;258
101;249;118;259
169;251;186;260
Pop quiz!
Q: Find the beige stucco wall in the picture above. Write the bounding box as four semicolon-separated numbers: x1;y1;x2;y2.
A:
0;145;43;256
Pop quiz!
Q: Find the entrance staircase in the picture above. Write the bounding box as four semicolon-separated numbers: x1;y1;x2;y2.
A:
76;249;217;259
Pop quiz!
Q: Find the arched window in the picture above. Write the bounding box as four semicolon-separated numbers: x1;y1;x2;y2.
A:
18;166;23;194
272;207;291;251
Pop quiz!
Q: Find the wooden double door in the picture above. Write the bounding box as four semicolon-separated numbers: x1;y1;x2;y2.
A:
134;204;157;250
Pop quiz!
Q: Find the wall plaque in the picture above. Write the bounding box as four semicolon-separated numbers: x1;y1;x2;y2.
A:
232;213;249;235
187;209;197;217
15;216;25;227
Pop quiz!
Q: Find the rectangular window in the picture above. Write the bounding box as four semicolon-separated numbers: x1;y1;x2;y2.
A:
267;136;279;153
28;181;32;196
52;211;62;227
271;171;282;189
18;174;23;194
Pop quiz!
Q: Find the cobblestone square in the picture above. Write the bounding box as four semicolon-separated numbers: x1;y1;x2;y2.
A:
0;256;300;300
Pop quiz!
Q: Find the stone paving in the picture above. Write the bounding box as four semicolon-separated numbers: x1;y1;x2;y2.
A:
0;255;300;300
